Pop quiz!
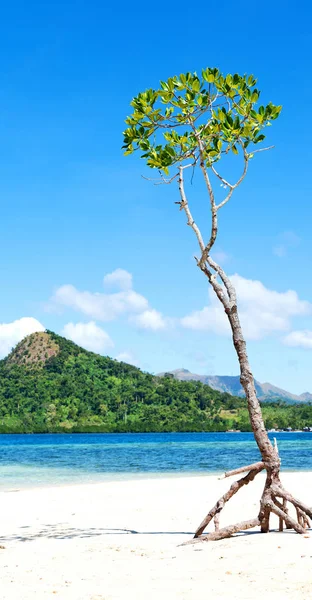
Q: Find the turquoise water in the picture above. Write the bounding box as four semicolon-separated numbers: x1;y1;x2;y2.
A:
0;432;311;490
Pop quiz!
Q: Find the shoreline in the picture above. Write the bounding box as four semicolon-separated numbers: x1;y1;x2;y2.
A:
2;467;312;493
0;472;311;599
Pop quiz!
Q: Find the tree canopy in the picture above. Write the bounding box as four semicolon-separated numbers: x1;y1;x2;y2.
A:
123;68;281;175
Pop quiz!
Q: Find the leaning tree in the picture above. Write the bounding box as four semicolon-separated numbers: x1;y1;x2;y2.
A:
123;68;312;542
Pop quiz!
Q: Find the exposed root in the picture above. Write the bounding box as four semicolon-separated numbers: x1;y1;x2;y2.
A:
275;486;312;520
259;505;271;533
182;518;260;545
220;461;264;480
272;497;287;532
214;514;220;531
191;464;311;544
269;500;305;534
298;508;310;529
194;463;264;538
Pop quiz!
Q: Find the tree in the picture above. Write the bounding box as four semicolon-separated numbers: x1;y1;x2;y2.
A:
123;68;312;542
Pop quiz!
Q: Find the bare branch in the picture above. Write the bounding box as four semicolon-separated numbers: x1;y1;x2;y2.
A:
141;172;179;185
250;145;274;155
176;165;232;307
275;486;312;520
183;517;261;545
211;166;233;190
178;166;205;253
220;461;265;480
214;146;249;211
199;262;231;309
205;256;237;304
188;119;218;257
214;514;220;531
215;189;235;212
269;501;305;534
194;464;263;538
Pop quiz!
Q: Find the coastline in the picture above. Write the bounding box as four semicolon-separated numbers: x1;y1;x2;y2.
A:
2;467;312;493
0;472;311;599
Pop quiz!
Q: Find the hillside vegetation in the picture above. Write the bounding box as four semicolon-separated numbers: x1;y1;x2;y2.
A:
0;331;311;433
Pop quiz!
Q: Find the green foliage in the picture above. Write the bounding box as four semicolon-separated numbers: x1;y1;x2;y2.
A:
0;331;241;433
0;332;310;433
123;68;282;174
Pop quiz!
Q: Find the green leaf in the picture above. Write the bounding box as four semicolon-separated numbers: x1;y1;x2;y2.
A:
247;74;257;86
202;68;209;82
192;79;200;92
124;146;134;156
123;68;281;175
207;149;218;156
139;140;150;150
254;134;265;144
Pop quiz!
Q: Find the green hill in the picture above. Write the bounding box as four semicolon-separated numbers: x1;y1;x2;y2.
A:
0;330;311;433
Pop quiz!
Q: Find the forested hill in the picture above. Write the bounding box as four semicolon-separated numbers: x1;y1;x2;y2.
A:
0;331;311;433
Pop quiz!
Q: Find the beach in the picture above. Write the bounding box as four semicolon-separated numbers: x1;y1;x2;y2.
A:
0;472;311;599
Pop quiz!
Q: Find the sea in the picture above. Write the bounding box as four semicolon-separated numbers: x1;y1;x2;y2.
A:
0;431;311;491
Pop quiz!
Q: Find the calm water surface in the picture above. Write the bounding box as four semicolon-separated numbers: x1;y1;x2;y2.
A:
0;432;311;490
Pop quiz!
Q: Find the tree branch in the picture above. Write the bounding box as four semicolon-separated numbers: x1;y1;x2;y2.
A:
220;461;265;479
275;486;312;520
194;464;263;538
178;166;205;253
213;146;249;211
183;517;260;545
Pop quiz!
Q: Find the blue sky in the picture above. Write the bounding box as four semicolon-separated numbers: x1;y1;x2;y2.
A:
0;0;312;393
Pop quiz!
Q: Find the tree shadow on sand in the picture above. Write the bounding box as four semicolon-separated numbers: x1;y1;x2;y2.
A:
0;524;304;543
0;525;195;542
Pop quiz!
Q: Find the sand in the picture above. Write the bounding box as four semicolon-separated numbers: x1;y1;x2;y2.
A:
0;472;311;600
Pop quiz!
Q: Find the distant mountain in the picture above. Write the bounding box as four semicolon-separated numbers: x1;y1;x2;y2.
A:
299;392;312;402
158;369;310;404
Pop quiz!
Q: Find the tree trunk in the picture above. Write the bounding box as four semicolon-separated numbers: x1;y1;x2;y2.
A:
175;151;310;543
189;292;312;543
226;303;276;465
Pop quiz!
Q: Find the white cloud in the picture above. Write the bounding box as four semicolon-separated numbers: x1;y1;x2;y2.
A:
181;274;311;341
182;304;229;336
0;317;45;358
283;330;312;349
49;283;148;322
48;269;169;332
116;351;140;366
130;309;166;331
62;321;114;353
103;268;133;291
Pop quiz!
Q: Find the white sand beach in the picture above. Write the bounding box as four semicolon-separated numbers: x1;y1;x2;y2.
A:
0;472;311;600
